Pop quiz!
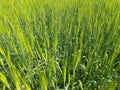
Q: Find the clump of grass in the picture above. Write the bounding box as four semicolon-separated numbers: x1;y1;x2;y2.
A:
0;0;120;90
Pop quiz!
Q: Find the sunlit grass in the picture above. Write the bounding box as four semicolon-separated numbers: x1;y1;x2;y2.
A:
0;0;120;90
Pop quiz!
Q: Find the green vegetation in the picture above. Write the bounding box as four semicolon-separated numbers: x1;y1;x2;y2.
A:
0;0;120;90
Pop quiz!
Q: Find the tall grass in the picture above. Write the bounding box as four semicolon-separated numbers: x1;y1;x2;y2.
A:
0;0;120;90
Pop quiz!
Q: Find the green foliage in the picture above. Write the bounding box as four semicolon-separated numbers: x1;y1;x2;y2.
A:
0;0;120;90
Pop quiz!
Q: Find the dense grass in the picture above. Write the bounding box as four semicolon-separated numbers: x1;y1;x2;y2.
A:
0;0;120;90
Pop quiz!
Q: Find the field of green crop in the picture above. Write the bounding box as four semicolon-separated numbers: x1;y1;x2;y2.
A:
0;0;120;90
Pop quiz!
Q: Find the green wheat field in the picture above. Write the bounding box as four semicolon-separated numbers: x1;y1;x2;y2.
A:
0;0;120;90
